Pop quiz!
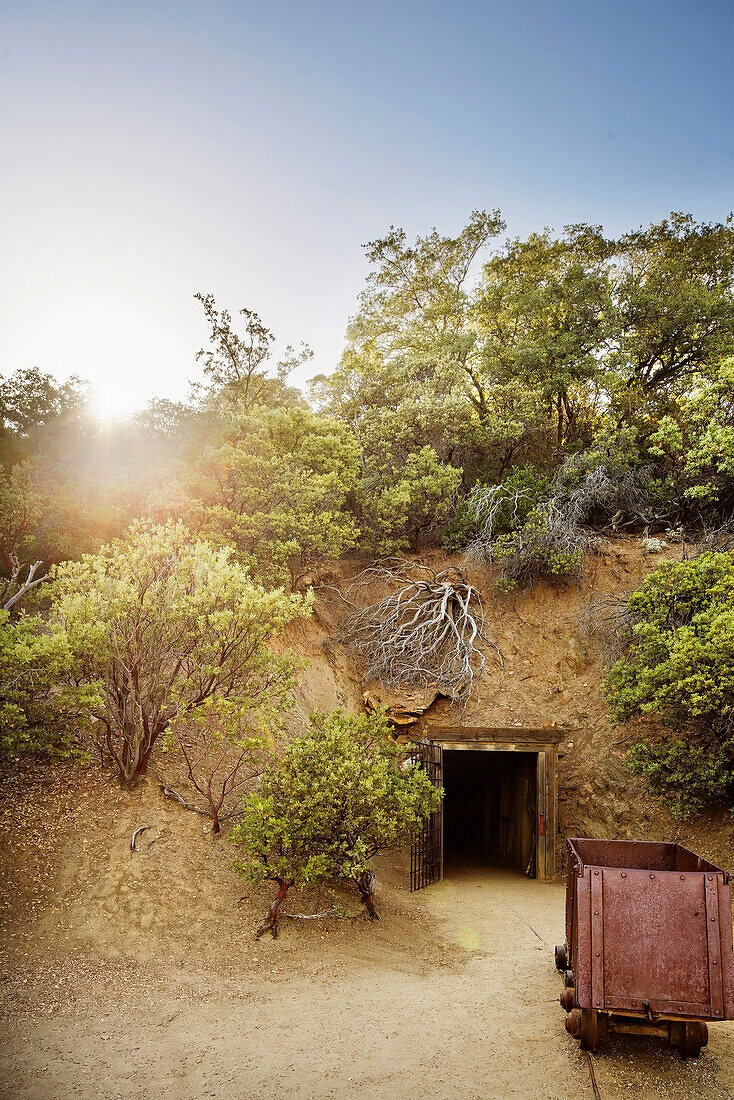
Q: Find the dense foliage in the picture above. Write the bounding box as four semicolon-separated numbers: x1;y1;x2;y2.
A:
3;211;734;599
0;611;93;757
50;522;311;785
604;552;734;815
231;710;442;933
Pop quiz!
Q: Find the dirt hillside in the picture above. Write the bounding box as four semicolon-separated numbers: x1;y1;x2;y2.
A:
2;536;734;1098
294;538;734;868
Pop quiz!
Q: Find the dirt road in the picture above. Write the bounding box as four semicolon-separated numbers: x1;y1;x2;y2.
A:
2;862;733;1100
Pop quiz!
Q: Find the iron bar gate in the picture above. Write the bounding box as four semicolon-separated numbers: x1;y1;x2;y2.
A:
410;740;444;891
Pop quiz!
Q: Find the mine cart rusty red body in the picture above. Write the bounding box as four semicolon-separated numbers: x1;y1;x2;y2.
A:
556;838;734;1057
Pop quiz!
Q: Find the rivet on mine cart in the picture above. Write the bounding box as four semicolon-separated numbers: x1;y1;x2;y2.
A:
555;837;734;1058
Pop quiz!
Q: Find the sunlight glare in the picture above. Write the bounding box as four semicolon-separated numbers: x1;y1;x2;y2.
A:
90;381;140;425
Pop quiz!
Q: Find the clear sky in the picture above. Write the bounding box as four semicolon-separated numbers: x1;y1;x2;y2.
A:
1;0;733;418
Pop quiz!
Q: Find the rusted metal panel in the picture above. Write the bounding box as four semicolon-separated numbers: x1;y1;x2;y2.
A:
705;875;725;1020
575;870;592;1010
590;870;604;1011
717;880;734;1018
564;838;734;1023
600;869;710;1014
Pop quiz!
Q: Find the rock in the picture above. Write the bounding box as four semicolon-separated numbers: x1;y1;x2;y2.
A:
362;681;439;725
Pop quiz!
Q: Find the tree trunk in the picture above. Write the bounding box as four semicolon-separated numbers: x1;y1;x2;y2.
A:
256;879;290;938
355;870;380;921
211;807;221;834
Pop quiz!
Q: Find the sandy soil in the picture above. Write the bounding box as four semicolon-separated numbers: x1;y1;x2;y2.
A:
2;764;734;1100
2;866;733;1100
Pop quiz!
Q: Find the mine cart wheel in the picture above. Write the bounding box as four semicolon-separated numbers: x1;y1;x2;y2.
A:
555;944;568;971
672;1021;708;1060
579;1008;600;1052
563;969;575;989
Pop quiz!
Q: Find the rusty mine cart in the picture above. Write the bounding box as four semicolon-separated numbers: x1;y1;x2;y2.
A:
555;838;734;1058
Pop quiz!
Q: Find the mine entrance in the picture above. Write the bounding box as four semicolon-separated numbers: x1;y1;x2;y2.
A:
409;728;562;889
443;749;537;873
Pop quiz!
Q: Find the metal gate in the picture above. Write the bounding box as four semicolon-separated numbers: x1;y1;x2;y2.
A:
410;740;444;891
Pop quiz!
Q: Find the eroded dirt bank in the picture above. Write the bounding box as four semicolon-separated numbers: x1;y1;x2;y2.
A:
294;539;734;868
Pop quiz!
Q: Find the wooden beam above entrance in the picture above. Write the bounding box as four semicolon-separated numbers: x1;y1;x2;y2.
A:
430;726;565;746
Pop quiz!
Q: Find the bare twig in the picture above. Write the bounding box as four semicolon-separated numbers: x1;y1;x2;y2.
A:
130;825;150;851
1;557;49;613
283;908;341;920
578;595;632;666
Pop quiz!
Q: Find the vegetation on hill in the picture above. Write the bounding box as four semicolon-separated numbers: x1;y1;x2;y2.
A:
604;551;734;817
2;206;734;835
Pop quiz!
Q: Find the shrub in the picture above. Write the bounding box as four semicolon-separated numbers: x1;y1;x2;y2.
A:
231;710;442;935
604;551;734;814
0;612;92;757
51;521;311;786
625;738;732;819
465;471;587;590
490;503;587;591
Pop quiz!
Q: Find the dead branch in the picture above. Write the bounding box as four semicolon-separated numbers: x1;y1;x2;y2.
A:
1;557;49;613
130;825;150;851
578;595;632;666
464;463;669;588
342;560;497;706
283;908;341;920
157;780;211;817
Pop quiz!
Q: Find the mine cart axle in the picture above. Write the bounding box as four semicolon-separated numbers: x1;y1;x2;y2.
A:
563;1007;708;1058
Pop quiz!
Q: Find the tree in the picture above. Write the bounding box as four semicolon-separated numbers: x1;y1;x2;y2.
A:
164;697;289;834
474;225;613;446
645;357;734;515
313;212;512;489
357;445;462;555
51;521;311;786
0;462;49;612
604;552;734;815
610;213;734;396
0;366;88;466
194;292;310;414
193;408;360;587
231;710;442;936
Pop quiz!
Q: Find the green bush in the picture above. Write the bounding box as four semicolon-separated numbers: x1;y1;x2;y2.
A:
625;738;732;818
604;551;734;814
0;612;93;758
231;709;442;934
491;504;587;592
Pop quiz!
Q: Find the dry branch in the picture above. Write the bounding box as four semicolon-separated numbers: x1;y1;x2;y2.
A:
342;560;496;706
578;595;633;665
1;556;49;613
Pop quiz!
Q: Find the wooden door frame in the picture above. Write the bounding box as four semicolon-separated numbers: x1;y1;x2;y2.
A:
428;727;563;881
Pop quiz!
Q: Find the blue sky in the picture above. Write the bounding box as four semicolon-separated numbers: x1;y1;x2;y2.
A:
1;1;732;416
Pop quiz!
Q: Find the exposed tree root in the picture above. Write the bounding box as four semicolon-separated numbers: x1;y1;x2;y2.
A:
342;560;496;707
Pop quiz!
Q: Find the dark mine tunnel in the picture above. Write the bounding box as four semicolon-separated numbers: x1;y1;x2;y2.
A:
442;749;537;874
